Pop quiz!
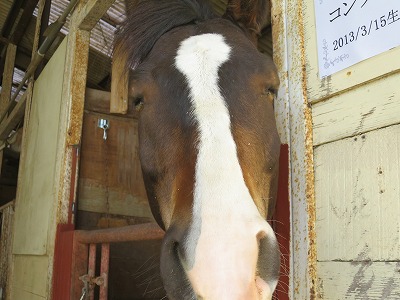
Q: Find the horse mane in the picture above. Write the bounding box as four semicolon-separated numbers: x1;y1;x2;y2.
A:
115;0;216;69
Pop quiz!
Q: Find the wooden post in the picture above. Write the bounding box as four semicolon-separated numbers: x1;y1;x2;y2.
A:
110;42;129;114
0;44;17;176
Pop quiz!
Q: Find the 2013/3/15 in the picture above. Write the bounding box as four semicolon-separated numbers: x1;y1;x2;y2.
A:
333;16;389;51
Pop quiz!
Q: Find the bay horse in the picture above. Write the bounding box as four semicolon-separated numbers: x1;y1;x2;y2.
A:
115;0;281;299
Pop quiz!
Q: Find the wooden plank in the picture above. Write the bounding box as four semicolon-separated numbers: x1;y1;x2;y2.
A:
9;0;40;45
78;111;152;219
303;0;400;103
54;21;90;225
110;44;129;114
10;255;49;300
312;72;400;146
0;93;27;141
283;0;317;298
12;39;67;255
0;44;17;175
85;88;138;118
317;261;400;299
314;124;400;261
0;44;16;114
0;202;14;298
77;0;116;31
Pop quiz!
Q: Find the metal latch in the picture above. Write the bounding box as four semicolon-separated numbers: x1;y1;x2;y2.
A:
98;119;110;140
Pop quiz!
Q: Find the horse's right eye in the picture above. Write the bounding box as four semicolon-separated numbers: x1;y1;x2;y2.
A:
134;97;144;111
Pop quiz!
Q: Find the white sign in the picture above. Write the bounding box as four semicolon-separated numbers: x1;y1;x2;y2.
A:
314;0;400;77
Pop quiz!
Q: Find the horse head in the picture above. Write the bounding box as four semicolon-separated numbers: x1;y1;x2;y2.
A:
115;0;281;299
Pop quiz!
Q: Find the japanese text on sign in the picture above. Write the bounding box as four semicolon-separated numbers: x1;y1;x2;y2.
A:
314;0;400;77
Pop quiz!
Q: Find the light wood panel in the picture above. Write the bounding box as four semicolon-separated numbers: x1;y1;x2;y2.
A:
317;261;400;299
10;255;49;300
12;39;67;255
314;124;400;261
312;72;400;146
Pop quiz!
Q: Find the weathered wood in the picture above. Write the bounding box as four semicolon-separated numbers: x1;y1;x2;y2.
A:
0;44;17;176
315;124;400;261
0;93;27;141
77;0;117;31
317;262;400;299
85;88;138;118
10;255;49;299
312;72;400;146
0;44;16;114
12;39;67;255
9;0;40;45
110;44;129;114
0;201;14;299
78;111;152;219
281;0;317;298
0;0;24;77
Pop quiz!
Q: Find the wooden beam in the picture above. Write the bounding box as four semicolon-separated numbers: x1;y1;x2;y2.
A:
0;44;16;115
77;0;117;31
110;43;129;114
0;44;17;174
9;0;40;45
0;0;24;54
85;88;138;118
0;93;26;141
35;0;52;78
0;36;10;45
0;0;39;84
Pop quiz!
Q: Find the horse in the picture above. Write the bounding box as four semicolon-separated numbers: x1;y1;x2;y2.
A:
115;0;281;299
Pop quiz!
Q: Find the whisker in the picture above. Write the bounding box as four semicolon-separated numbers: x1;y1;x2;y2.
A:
275;232;288;241
267;219;285;225
277;280;290;289
135;255;157;273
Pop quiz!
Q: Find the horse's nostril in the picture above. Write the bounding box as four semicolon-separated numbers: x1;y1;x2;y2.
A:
256;230;268;241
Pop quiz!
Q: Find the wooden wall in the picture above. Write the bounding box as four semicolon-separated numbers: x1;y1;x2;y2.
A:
300;0;400;298
75;91;164;300
78;89;153;224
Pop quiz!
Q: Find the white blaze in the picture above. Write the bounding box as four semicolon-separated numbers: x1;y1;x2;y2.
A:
175;33;274;300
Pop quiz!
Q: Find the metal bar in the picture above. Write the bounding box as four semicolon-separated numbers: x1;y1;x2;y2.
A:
99;243;110;300
35;0;52;78
88;244;96;300
71;237;88;300
74;223;165;244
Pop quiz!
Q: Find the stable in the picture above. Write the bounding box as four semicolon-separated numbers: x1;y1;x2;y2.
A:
0;0;399;299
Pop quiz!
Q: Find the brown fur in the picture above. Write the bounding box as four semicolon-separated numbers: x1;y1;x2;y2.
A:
115;1;280;299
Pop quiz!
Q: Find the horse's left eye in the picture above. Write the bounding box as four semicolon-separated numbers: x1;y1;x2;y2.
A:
264;88;275;97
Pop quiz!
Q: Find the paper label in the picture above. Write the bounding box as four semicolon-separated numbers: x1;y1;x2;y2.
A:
314;0;400;77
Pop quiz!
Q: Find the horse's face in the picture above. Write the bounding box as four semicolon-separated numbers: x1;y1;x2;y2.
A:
120;1;280;299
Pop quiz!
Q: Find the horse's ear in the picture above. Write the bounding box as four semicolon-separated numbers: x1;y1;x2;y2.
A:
223;0;271;43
